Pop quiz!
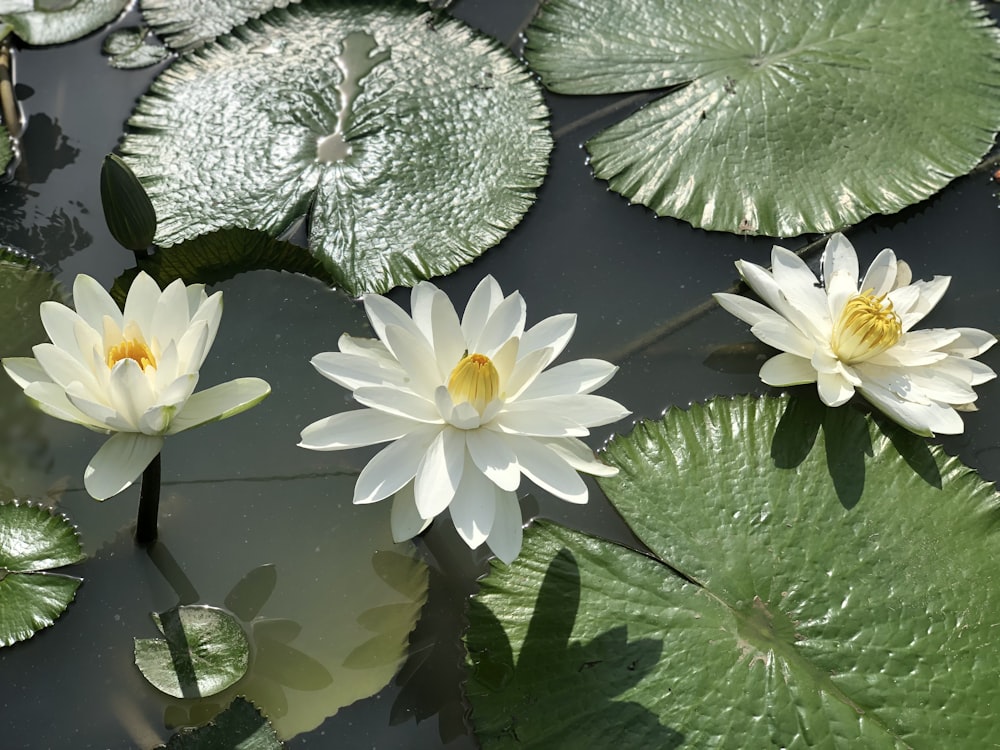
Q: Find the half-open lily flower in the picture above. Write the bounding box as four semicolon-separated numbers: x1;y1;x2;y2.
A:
2;272;271;500
714;233;996;436
299;276;630;563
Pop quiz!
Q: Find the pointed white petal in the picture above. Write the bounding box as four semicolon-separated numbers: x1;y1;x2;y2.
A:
520;359;618;399
448;400;483;430
713;292;790;329
338;333;395;363
124;272;163;338
859;249;898;296
486;490;523;564
520;313;576;360
39;301;90;360
493;409;589;438
816;370;855;407
409;281;441;345
353;425;441;504
895;328;962;352
748;319;815;358
23;381;110;431
363;293;425;349
503;347;553;401
858;382;963;436
474;293;526;356
759;353;817;386
84;432;163;500
820;234;860;315
166;377;270;434
107;359;155;430
65;382;129;430
932;356;997;387
382;324;444;395
311;351;407;391
738;260;826;342
449;456;496;549
429;288;466;377
390;483;432;542
352;385;443;423
3;357;50;389
540;437;619;477
938;327;997;358
899;276;950;330
507;435;589;503
73;274;122;331
771;247;829;327
467;427;521;491
414;428;465;519
461;276;503;344
175;320;210;374
504;394;629;429
29;343;93;391
299;408;415;450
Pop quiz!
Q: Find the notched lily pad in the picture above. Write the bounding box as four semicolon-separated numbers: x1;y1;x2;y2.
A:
158;696;283;750
525;0;1000;236
1;0;128;45
135;604;251;698
468;396;1000;747
0;500;84;646
121;0;552;294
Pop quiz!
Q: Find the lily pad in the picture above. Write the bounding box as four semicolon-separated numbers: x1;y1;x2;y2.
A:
102;26;170;69
467;396;1000;746
524;0;1000;236
0;125;11;175
159;697;283;750
135;604;251;699
120;0;552;294
139;0;297;52
0;501;84;646
1;0;128;45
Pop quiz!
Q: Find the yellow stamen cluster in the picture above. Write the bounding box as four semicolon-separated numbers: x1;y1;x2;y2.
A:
447;353;499;414
831;290;902;364
106;339;157;371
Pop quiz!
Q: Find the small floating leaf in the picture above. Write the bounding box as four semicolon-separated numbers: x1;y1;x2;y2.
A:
0;501;84;647
1;0;128;45
102;26;170;69
135;604;251;698
100;153;157;251
468;396;1000;746
158;696;283;750
121;0;552;294
525;0;1000;236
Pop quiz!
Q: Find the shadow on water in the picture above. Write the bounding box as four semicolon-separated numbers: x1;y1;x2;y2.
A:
771;394;942;509
467;548;684;748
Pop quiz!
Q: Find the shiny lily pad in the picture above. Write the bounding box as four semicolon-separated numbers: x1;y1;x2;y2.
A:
1;0;128;45
138;0;294;52
159;696;282;749
468;396;1000;746
120;0;552;294
135;604;251;699
102;26;170;70
525;0;1000;236
0;501;84;647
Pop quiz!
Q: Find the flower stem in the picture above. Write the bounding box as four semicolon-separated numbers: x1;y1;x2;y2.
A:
135;453;161;545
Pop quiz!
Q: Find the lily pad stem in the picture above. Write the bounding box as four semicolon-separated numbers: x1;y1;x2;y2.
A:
135;453;161;545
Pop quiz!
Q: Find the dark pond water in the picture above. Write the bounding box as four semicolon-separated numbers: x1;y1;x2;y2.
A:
2;0;1000;747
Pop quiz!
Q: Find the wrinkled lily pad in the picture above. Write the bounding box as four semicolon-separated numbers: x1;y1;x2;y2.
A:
525;0;1000;236
1;0;128;45
102;26;170;69
135;604;251;698
0;501;84;646
468;396;1000;746
121;0;552;294
159;697;283;750
139;0;297;52
110;228;333;306
0;125;11;175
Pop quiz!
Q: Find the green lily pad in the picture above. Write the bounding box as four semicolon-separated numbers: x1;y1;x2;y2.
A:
525;0;1000;236
0;501;84;646
138;0;293;52
1;0;128;45
102;26;170;70
159;696;283;750
467;396;1000;746
120;0;552;294
0;126;11;175
109;227;333;306
135;604;251;698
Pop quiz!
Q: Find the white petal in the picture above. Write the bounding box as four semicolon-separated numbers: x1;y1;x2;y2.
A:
493;408;589;438
390;483;432;542
429;288;466;377
899;277;950;330
748;319;816;359
84;432;164;501
449;455;496;549
39;301;90;361
759;353;817;386
382;324;444;395
461;276;503;344
502;347;553;401
30;343;97;392
771;247;829;327
23;381;110;431
473;293;526;356
738;260;826;342
932;356;997;387
414;428;466;519
540;437;619;477
817;370;855;407
885;284;921;319
166;377;270;434
859;249;897;296
338;333;395;363
485;490;523;564
409;281;441;346
713;292;790;329
311;351;406;391
938;327;997;358
520;313;576;360
506;435;589;503
175;320;210;374
467;427;521;491
895;328;962;352
353;385;443;423
107;359;155;430
364;293;426;349
65;383;129;430
505;394;629;429
73;274;122;331
520;359;618;399
858;382;963;436
448;400;483;430
124;272;163;338
820;233;860;315
3;356;50;389
299;408;415;450
353;426;441;504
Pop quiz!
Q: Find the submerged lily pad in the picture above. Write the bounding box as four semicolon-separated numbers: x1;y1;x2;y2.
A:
1;0;128;45
135;604;251;698
159;697;283;749
525;0;1000;236
120;0;552;294
0;501;84;646
468;396;1000;746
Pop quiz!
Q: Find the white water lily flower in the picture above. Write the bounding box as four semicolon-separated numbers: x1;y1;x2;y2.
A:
299;276;630;563
2;272;271;500
714;233;996;436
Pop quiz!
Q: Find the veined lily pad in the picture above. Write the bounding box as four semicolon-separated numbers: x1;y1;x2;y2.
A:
0;501;84;646
135;604;251;698
468;396;1000;746
121;0;552;294
159;696;283;749
0;0;128;45
139;0;297;52
525;0;1000;236
102;27;170;70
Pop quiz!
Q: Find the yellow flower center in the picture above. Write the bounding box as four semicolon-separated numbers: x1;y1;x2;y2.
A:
106;339;157;371
831;290;902;364
447;353;499;413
